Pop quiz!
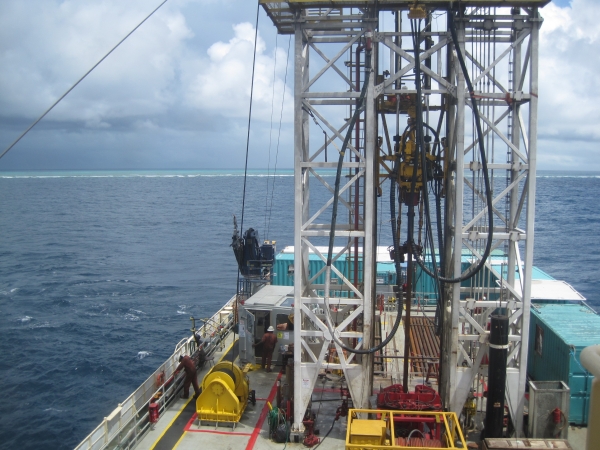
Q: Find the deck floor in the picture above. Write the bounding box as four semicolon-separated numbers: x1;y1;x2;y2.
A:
135;320;587;450
136;334;350;450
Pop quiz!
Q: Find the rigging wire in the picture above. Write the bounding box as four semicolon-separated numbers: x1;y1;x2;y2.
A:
266;35;292;240
234;1;261;369
264;31;279;235
239;2;261;239
0;0;170;161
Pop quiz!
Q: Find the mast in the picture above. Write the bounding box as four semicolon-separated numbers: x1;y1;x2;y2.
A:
262;0;547;435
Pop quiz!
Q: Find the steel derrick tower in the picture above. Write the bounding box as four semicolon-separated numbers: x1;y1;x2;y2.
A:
261;0;548;435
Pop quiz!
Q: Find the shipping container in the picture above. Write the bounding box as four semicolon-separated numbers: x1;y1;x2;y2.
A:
527;302;600;425
271;246;405;295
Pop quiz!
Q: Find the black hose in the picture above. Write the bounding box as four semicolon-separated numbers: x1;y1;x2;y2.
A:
311;415;337;450
324;36;404;355
408;13;494;284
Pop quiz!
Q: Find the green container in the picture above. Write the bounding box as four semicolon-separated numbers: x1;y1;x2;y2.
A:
528;302;599;425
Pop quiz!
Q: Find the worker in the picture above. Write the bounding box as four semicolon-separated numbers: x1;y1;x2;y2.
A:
175;354;200;399
276;313;294;331
253;325;278;372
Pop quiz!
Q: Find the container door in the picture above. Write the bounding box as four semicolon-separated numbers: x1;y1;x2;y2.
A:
238;306;256;364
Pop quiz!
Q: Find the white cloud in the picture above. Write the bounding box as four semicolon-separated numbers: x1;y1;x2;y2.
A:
0;1;195;125
1;0;598;170
0;1;292;130
184;22;292;122
538;0;600;163
538;0;600;170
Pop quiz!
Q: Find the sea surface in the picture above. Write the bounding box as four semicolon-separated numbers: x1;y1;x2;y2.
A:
0;169;598;450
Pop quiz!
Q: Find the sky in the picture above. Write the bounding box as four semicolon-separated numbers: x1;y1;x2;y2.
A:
0;0;597;171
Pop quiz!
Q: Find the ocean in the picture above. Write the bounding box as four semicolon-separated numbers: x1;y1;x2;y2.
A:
0;169;598;450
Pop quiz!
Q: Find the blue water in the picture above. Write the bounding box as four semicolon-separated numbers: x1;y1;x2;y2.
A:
0;169;598;449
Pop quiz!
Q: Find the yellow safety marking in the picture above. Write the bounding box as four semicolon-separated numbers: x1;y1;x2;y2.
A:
172;431;187;450
149;396;194;450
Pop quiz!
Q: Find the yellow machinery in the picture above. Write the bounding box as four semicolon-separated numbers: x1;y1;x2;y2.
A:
196;361;253;425
346;409;467;450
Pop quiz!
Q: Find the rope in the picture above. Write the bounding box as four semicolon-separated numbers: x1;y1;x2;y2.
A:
266;34;292;241
234;0;260;370
0;0;170;160
264;31;279;235
239;2;260;238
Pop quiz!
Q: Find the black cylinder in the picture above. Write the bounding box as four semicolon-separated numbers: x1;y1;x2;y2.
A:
484;314;509;438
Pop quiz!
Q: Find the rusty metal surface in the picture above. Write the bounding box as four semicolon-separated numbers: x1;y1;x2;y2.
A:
408;316;440;379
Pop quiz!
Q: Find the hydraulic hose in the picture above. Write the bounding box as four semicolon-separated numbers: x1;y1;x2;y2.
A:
323;33;404;355
408;14;494;284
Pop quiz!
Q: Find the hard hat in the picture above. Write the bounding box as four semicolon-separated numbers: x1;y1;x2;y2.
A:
267;326;274;332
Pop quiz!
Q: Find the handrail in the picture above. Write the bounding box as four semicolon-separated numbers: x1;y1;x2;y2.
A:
74;296;237;450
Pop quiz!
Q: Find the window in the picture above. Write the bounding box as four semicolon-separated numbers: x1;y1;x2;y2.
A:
276;313;294;331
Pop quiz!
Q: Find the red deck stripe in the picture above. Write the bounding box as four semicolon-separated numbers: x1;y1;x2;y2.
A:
182;373;283;445
245;372;283;450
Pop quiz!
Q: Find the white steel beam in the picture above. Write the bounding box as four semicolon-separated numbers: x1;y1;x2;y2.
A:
291;8;376;432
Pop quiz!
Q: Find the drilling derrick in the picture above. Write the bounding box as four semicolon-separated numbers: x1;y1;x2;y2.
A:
261;0;549;436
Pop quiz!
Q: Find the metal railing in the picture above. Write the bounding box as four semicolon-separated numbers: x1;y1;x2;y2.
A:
74;296;237;450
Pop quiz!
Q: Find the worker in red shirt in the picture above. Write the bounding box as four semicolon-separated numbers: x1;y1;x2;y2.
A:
253;325;278;372
175;354;200;399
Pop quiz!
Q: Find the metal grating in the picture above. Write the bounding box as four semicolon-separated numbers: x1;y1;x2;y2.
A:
260;0;551;35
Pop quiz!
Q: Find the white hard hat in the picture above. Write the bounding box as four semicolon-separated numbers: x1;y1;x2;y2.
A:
267;326;274;332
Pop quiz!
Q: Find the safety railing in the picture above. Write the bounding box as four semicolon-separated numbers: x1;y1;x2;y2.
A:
74;296;237;450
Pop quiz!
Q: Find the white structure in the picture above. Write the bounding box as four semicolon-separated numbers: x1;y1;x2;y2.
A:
261;0;547;435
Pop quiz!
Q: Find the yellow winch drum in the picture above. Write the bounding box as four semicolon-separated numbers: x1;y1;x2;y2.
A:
196;361;250;425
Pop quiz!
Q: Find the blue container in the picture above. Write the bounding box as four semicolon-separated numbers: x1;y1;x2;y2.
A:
527;302;599;425
272;250;360;293
272;249;403;292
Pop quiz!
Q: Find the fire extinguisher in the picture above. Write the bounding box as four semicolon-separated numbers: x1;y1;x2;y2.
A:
552;407;562;424
149;403;160;423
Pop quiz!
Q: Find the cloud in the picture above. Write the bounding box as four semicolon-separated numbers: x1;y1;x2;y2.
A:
0;0;292;127
184;22;292;122
537;0;600;168
0;0;294;169
0;0;598;170
0;1;192;124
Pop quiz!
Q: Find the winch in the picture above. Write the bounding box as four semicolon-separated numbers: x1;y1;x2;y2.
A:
196;361;255;426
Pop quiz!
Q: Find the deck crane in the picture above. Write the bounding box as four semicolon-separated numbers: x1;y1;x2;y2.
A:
261;0;549;437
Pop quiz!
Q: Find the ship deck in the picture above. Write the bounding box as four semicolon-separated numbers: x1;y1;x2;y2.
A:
136;333;350;450
129;312;588;450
